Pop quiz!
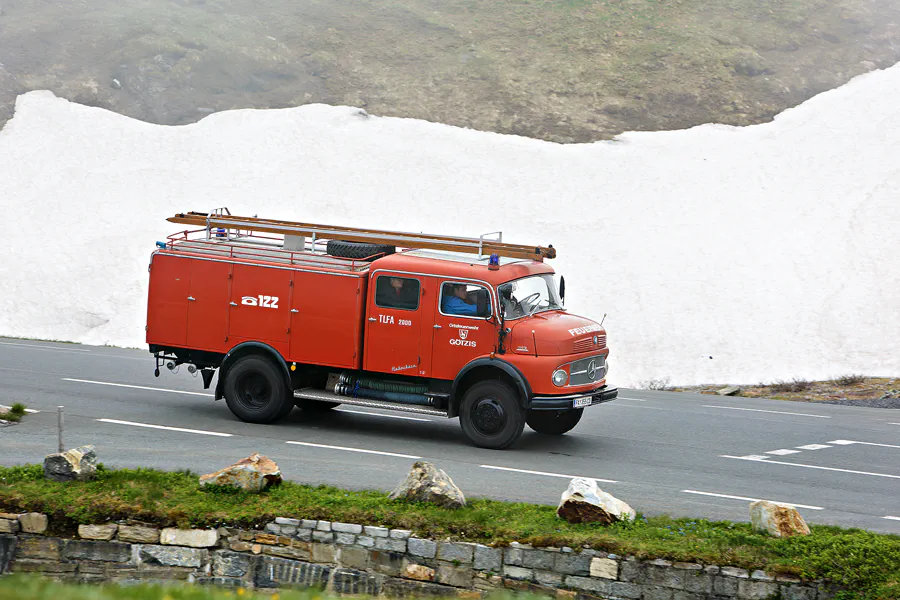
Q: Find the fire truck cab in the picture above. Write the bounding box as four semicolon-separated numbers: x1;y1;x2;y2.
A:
146;210;617;449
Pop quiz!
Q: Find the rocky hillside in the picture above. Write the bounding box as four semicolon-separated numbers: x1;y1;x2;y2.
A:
0;0;898;142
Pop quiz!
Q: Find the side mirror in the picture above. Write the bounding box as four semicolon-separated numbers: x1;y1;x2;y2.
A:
559;276;566;306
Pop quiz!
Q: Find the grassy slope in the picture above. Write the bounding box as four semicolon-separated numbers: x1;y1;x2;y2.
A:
1;465;898;598
0;0;898;141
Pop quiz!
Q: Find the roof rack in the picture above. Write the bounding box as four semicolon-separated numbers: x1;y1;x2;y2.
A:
166;210;556;261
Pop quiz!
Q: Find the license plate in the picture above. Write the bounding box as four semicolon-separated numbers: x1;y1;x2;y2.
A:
573;396;592;408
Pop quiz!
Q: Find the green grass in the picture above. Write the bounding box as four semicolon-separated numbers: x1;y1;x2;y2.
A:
1;465;899;598
0;403;26;422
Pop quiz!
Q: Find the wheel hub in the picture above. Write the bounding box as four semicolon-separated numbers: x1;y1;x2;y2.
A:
472;397;507;435
237;373;271;410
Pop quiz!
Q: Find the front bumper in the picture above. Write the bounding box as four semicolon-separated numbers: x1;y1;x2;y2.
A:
529;385;618;411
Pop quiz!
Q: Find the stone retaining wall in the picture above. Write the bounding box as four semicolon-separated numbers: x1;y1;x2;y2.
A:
0;513;835;600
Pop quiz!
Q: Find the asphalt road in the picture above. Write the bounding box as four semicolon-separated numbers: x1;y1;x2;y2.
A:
1;337;898;533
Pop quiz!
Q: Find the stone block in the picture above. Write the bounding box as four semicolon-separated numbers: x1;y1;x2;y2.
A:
295;528;313;541
63;540;131;563
643;563;685;589
195;576;243;587
590;557;618;579
312;531;335;543
253;555;330;589
522;549;555;570
504;546;523;566
0;535;17;574
262;544;311;561
371;550;405;577
79;524;118;541
721;566;750;579
301;519;318;529
409;537;438;559
0;519;20;534
564;575;608;594
553;552;590;576
333;522;363;534
311;542;337;564
365;525;389;537
383;577;459;597
672;592;707;600
738;579;779;599
357;535;376;548
437;564;474;587
280;526;298;536
404;562;436;582
781;584;817;600
339;545;370;570
229;541;252;552
254;533;278;545
316;520;332;531
160;528;218;548
438;542;475;563
534;570;563;587
502;565;534;581
682;570;713;594
14;536;61;561
714;574;740;596
331;567;383;596
265;523;281;534
473;544;502;572
605;581;644;599
335;533;357;545
275;517;301;527
18;513;48;534
117;525;160;544
212;551;251;577
375;537;407;552
11;558;77;574
644;586;674;600
673;562;702;571
139;545;205;568
390;529;412;539
751;570;775;581
619;558;643;582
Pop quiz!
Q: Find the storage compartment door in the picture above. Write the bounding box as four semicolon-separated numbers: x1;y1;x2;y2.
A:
185;260;232;353
228;265;292;345
290;272;363;369
146;254;189;347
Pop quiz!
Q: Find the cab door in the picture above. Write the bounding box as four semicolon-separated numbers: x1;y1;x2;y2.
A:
363;273;433;377
430;280;496;381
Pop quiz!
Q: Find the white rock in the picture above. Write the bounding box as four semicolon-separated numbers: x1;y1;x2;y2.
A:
557;478;635;524
160;527;219;547
749;501;810;538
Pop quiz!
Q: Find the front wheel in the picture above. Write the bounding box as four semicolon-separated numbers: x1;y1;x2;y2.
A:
459;381;525;449
526;408;583;435
223;355;294;423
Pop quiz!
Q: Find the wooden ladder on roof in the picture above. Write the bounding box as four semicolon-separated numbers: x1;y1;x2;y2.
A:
166;210;556;261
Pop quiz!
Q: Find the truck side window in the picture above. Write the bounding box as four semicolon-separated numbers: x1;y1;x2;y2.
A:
440;282;491;318
375;276;420;310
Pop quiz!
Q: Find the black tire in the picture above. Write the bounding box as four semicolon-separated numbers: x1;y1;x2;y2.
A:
526;408;583;435
459;380;526;449
295;397;341;411
223;355;294;423
326;240;395;261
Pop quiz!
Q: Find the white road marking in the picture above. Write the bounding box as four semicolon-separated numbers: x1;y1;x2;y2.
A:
827;439;900;450
702;405;830;418
681;489;824;510
286;441;420;459
97;418;232;437
766;449;802;456
63;378;214;397
885;516;900;521
739;455;772;460
0;341;91;352
796;444;831;450
721;455;900;479
334;408;433;422
889;423;900;426
617;397;647;402
480;464;617;483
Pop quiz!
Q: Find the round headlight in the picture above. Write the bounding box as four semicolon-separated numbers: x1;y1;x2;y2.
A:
552;369;568;387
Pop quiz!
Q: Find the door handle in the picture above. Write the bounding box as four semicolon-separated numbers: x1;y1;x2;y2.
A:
433;324;442;329
368;317;377;322
291;309;299;313
188;296;196;302
229;302;237;306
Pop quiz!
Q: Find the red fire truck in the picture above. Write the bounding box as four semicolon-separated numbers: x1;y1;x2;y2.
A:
146;209;616;449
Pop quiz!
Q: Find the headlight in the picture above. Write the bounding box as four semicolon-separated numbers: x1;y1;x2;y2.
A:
552;369;568;387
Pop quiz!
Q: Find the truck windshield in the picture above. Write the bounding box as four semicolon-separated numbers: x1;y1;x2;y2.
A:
498;275;563;320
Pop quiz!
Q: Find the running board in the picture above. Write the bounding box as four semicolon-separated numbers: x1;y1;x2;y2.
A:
294;388;449;417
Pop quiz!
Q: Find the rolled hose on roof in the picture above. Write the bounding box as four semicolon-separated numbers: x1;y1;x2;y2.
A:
334;383;434;406
338;373;428;395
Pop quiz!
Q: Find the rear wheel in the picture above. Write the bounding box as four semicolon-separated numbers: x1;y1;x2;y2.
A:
224;355;294;423
459;381;525;449
526;408;583;435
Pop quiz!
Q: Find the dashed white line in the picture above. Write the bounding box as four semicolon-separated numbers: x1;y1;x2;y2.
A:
738;455;772;460
827;439;900;450
889;423;900;426
766;449;801;456
97;418;232;437
681;489;824;510
0;341;91;352
334;408;433;422
796;444;831;450
885;516;900;521
480;464;617;483
721;455;900;479
286;441;420;459
617;397;647;402
63;378;214;397
702;405;830;418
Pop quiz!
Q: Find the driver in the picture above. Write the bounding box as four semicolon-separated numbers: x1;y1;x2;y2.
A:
442;283;479;316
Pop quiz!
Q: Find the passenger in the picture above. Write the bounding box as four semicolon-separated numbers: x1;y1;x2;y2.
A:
377;276;418;309
442;283;479;316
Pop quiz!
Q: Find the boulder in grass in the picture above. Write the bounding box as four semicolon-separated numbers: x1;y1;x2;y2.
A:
199;453;282;492
43;445;97;482
749;500;810;537
389;461;466;509
557;477;635;524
